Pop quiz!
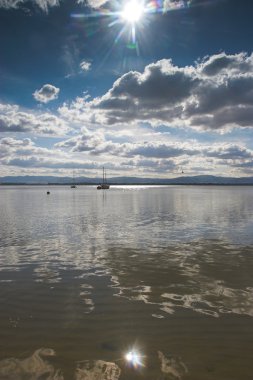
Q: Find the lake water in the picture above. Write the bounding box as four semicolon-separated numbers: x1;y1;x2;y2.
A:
0;185;253;379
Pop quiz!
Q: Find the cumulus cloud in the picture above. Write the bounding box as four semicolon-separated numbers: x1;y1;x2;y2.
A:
233;160;253;169
2;133;253;176
3;156;96;169
0;137;32;159
206;144;253;160
56;125;253;166
0;0;60;11
0;137;33;147
162;0;206;13
62;52;253;132
121;157;178;174
0;137;39;161
190;105;253;130
56;127;106;153
0;136;102;172
163;0;188;12
109;60;198;105
0;0;207;12
80;60;91;72
0;103;69;135
58;96;106;126
125;142;200;159
77;0;108;9
33;84;60;104
0;0;106;11
199;52;253;77
86;59;198;125
57;131;192;158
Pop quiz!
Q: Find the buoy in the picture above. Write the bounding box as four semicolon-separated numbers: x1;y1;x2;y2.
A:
47;191;50;195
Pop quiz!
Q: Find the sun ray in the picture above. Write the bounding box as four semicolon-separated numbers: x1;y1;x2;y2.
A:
70;0;196;60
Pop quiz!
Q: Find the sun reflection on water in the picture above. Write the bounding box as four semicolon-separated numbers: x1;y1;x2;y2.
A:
125;349;145;368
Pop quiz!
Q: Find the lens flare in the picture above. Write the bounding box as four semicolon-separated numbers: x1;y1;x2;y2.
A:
125;350;144;368
70;0;194;59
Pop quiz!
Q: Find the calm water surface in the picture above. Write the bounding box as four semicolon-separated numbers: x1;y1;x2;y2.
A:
0;185;253;379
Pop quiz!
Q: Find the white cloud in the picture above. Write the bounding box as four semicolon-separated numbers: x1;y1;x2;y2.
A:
0;103;69;135
77;0;108;9
33;84;60;104
0;137;34;160
0;0;206;12
205;144;253;160
61;52;253;132
1;132;253;177
0;0;20;8
2;48;253;177
198;52;253;77
163;0;186;12
162;0;206;13
80;60;91;72
0;0;60;11
0;137;33;147
58;96;106;127
56;126;253;164
0;136;102;172
0;0;107;11
56;127;106;153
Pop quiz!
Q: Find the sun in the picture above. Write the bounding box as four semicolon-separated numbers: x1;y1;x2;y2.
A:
121;0;145;23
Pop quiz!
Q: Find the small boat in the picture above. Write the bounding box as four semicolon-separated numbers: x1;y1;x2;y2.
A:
97;167;110;190
47;191;50;195
70;171;77;188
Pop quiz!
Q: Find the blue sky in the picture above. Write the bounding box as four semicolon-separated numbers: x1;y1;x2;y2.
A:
1;0;253;178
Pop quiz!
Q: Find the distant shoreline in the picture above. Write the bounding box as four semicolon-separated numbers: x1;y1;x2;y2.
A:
1;174;253;186
1;183;253;186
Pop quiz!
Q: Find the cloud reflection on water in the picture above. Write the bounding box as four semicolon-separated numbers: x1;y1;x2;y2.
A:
106;240;253;318
1;187;253;379
1;237;253;319
0;348;187;380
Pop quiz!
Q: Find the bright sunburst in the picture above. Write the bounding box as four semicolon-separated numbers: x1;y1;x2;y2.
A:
71;0;189;57
125;349;145;368
121;0;145;24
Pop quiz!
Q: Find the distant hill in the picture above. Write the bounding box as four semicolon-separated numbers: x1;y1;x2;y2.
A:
1;175;253;185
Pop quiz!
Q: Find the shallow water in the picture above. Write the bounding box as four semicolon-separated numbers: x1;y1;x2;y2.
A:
0;185;253;379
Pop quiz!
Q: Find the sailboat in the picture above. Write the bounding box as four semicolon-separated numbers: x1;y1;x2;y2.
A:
70;171;77;188
97;167;110;190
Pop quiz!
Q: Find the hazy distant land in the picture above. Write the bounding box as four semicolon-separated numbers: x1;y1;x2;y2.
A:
1;175;253;185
